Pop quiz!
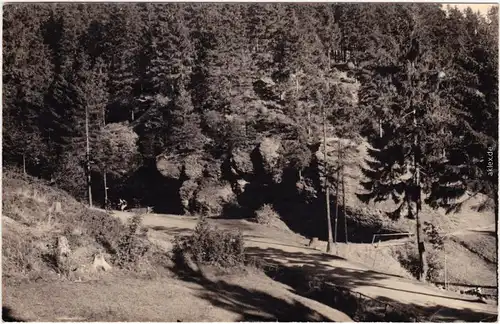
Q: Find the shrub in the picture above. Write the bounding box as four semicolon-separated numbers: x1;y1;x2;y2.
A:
254;204;279;225
114;214;151;269
254;204;292;233
173;218;245;268
2;234;41;277
423;221;444;249
77;209;126;254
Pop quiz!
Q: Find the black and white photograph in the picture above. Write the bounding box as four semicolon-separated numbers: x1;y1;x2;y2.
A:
2;1;498;322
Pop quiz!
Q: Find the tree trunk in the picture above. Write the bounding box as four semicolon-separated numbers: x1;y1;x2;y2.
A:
327;47;331;70
334;140;340;244
85;104;93;207
103;171;108;209
22;154;27;176
322;86;334;253
103;103;107;209
407;59;427;281
307;111;311;138
379;119;383;138
342;164;348;243
414;108;428;281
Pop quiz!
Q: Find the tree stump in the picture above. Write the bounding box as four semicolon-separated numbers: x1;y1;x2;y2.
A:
57;236;71;258
92;253;112;272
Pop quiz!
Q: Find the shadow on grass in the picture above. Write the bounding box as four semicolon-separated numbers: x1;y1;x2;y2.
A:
170;252;335;322
244;237;332;254
244;247;498;322
148;219;256;237
468;230;496;236
148;226;192;237
2;306;25;322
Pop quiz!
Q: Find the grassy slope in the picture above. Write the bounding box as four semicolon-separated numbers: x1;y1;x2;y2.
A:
3;270;352;322
2;171;121;280
443;238;497;288
2;172;352;322
452;232;497;264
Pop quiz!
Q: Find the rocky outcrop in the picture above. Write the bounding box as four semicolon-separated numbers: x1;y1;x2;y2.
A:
156;153;204;180
259;138;281;171
74;252;112;277
229;148;253;177
192;182;236;216
183;154;204;180
156;154;183;179
157;136;288;217
256;137;283;184
235;179;249;195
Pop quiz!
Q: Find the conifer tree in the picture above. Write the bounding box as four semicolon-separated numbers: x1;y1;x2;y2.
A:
3;4;53;175
359;4;458;281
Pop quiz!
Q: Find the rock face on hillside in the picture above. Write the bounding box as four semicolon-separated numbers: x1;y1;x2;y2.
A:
156;153;205;180
229;148;253;178
156;154;183;179
157;136;285;217
192;182;236;216
258;137;282;176
92;253;112;272
179;180;198;214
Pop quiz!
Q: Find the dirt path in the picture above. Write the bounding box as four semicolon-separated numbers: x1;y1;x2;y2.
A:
116;211;498;322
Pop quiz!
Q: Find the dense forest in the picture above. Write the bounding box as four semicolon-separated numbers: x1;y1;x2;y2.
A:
3;3;498;278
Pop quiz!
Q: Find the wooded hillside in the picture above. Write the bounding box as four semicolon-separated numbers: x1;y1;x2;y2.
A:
3;4;498;246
